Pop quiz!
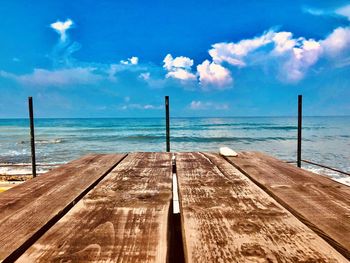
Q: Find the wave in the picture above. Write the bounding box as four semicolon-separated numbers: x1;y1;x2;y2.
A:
18;139;63;145
170;136;301;143
173;124;325;131
305;166;350;187
71;134;307;143
108;135;302;143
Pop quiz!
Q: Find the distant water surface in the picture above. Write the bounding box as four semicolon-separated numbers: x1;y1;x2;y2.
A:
0;117;349;185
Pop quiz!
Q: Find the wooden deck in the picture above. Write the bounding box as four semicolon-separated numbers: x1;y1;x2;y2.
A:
0;152;349;262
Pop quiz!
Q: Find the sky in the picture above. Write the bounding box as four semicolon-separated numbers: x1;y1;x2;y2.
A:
0;0;350;118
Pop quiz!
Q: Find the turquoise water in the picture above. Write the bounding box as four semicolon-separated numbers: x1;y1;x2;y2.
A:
0;117;349;184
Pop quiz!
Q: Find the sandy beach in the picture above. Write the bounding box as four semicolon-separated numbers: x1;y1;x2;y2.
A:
0;181;23;193
0;165;57;192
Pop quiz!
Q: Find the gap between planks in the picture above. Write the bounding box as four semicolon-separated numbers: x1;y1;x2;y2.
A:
172;154;180;214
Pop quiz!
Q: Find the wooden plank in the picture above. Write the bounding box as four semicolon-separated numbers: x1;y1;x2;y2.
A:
17;152;173;263
0;154;126;262
226;151;350;259
176;152;347;262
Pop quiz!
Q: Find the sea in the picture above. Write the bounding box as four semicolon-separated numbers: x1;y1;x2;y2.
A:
0;117;349;185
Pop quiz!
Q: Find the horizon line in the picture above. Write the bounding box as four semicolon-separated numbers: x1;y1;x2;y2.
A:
1;115;350;120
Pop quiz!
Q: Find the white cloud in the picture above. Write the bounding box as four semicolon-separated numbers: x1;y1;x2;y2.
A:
1;67;102;87
270;28;350;81
303;4;350;21
207;27;350;82
282;39;323;81
163;54;193;70
120;56;139;65
139;72;151;80
163;54;196;81
130;56;139;65
190;100;229;110
335;4;350;21
143;104;162;109
206;27;349;83
209;30;275;66
196;60;233;88
138;71;168;89
321;27;350;55
50;19;73;42
166;68;196;80
108;64;119;81
121;103;162;110
272;32;297;53
190;100;203;109
302;7;327;16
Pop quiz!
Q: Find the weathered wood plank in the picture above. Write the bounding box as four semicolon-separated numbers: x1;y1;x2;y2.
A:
226;151;350;259
17;152;173;263
176;152;347;262
0;154;126;262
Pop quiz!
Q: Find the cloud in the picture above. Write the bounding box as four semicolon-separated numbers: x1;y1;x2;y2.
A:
209;30;275;66
138;71;168;89
50;19;73;42
288;42;322;81
336;5;350;21
121;103;163;110
302;7;328;16
321;27;350;55
273;27;350;81
166;68;196;80
303;4;350;21
206;29;323;82
163;54;193;70
272;34;321;80
163;54;196;81
205;26;350;83
272;32;297;53
143;104;162;109
139;72;151;80
190;100;229;110
196;60;233;89
1;67;102;87
120;56;139;65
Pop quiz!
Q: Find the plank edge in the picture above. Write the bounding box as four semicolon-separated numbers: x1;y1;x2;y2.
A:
2;154;127;263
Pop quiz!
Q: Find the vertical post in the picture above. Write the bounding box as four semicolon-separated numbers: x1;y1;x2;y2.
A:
165;96;170;152
28;97;37;177
297;95;302;168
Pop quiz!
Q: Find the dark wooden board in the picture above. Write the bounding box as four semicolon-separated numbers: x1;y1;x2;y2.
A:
17;152;173;263
176;152;347;262
226;151;350;259
0;154;126;262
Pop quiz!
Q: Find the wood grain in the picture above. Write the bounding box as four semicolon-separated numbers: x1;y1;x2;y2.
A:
176;152;347;262
17;152;173;263
0;154;126;262
226;151;350;259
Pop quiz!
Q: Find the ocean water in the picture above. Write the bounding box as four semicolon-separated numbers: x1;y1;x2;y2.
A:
0;117;349;185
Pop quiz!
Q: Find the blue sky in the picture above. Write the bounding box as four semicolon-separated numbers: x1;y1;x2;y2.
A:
0;0;350;117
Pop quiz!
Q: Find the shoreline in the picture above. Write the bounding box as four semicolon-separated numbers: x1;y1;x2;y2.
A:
0;159;349;194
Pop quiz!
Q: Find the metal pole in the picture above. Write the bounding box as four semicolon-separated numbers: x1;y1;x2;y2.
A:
301;159;350;176
165;96;170;152
297;95;302;168
28;97;37;177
